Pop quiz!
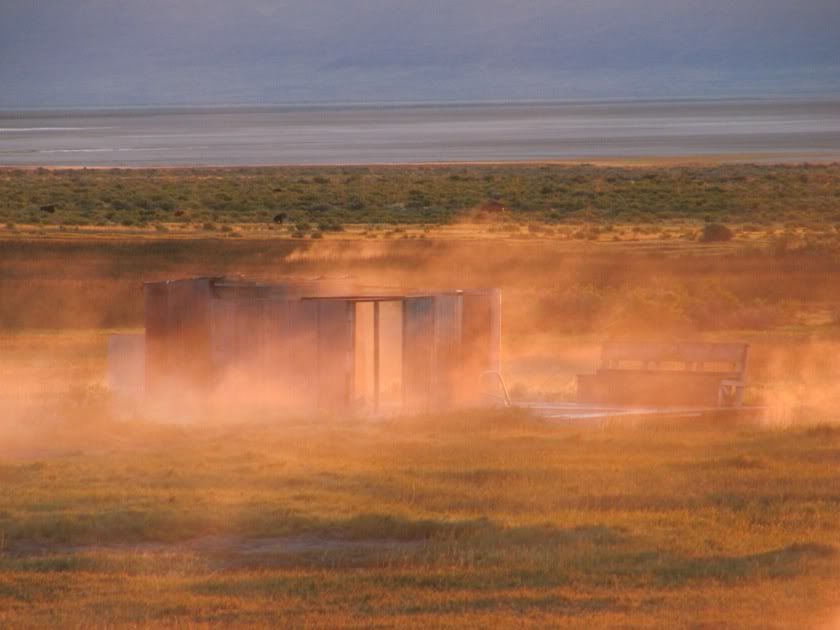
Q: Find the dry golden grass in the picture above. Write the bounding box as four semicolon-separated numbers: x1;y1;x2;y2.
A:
1;407;839;628
3;230;840;627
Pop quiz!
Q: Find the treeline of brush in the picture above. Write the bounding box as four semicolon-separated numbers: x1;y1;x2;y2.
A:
1;163;840;228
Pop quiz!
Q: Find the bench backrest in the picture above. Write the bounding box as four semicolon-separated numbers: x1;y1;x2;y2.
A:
600;341;748;378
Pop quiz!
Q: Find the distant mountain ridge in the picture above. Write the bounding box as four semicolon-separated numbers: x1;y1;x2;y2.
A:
2;0;839;108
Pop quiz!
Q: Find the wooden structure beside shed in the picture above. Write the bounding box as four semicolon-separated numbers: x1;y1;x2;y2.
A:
577;341;749;408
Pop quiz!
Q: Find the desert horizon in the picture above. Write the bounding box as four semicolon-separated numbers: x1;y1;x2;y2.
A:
4;1;840;626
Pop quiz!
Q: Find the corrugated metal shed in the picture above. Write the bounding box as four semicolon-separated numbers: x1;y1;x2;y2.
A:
142;277;501;415
461;289;502;401
144;277;216;397
316;299;355;411
402;296;435;413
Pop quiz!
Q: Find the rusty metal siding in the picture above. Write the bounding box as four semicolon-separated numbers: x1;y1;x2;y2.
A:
235;299;266;368
140;276;502;415
144;278;214;397
402;296;435;413
460;289;502;403
287;298;319;409
432;294;463;408
353;302;375;409
167;279;214;389
143;281;169;396
316;300;355;412
210;296;238;371
210;293;324;408
210;292;295;395
488;289;502;373
261;299;290;388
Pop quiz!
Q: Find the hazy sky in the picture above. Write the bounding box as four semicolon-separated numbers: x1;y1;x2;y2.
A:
2;0;839;107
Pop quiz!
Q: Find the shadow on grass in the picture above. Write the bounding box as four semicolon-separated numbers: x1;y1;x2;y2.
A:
4;508;835;594
0;550;207;576
310;514;627;546
386;593;623;616
601;542;838;587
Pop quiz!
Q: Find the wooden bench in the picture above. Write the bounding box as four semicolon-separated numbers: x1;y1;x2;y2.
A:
577;341;749;408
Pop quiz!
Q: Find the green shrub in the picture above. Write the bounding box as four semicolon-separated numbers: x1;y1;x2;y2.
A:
700;223;734;243
1;164;839;228
318;220;344;232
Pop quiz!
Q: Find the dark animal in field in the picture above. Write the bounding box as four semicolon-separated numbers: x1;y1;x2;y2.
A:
273;213;286;224
40;204;56;213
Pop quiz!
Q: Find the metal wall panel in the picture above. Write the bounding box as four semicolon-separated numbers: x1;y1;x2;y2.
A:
460;289;502;403
234;299;266;367
143;282;169;396
287;299;319;409
432;294;463;408
353;302;375;410
144;278;214;397
142;277;501;415
210;297;238;370
262;299;291;390
402;296;435;412
316;300;355;412
210;293;299;399
375;300;404;413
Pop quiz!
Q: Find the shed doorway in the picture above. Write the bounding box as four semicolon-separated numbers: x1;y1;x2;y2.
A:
353;300;403;414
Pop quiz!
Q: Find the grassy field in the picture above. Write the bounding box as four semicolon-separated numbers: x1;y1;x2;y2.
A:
3;162;840;626
1;407;839;628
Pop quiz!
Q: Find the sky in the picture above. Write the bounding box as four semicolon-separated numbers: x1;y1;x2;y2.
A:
1;0;839;108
